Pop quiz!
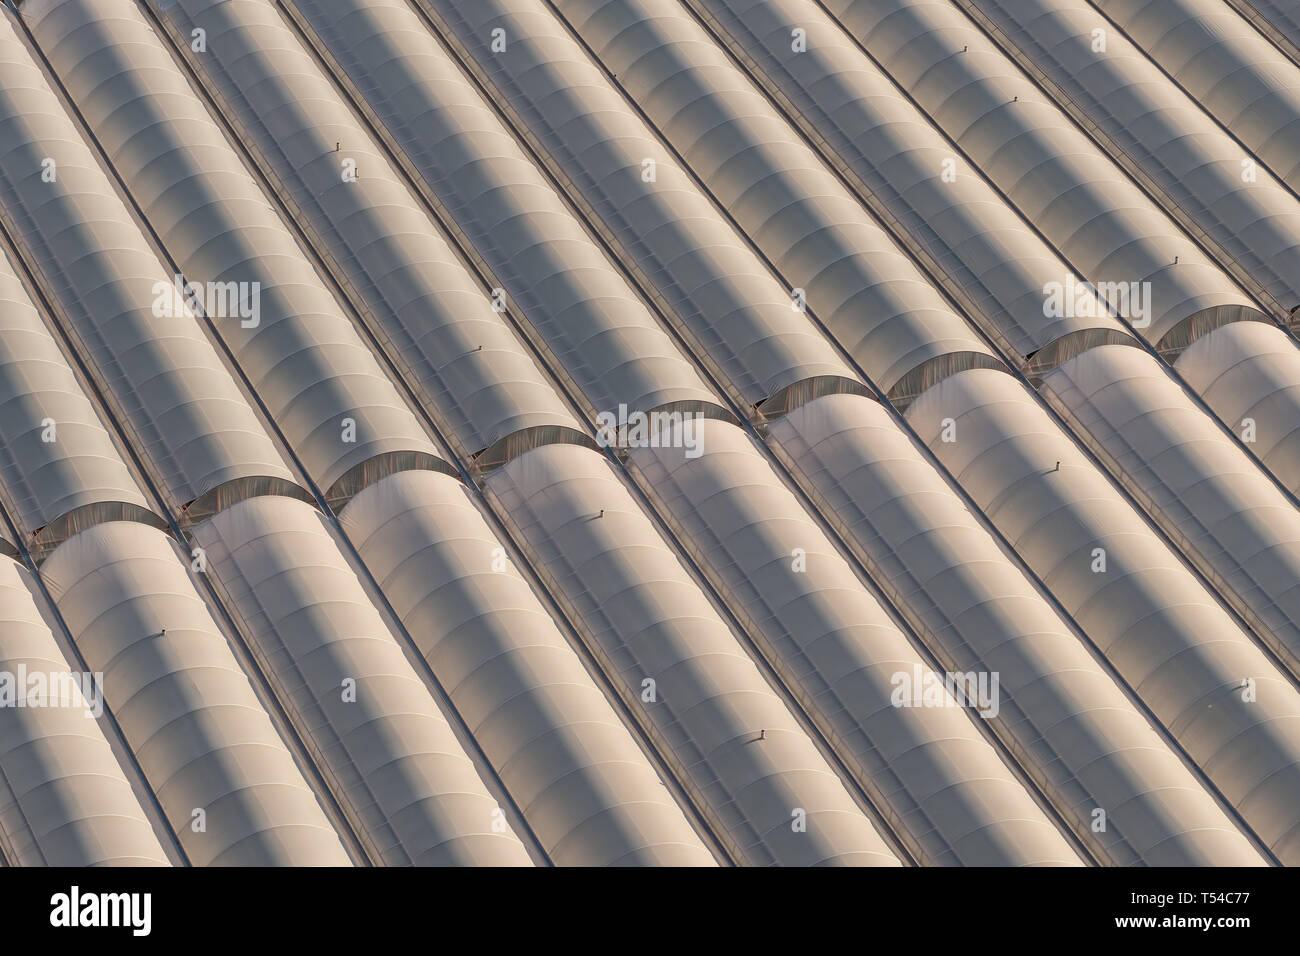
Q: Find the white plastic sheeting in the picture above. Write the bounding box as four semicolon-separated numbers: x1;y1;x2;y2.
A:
333;0;1261;867
40;522;353;866
340;469;717;866
300;0;1088;866
419;0;854;404
0;14;293;507
908;368;1300;863
258;0;1050;868
0;556;169;866
1043;344;1300;678
192;495;534;866
818;0;1300;507
635;418;1100;865
29;0;441;494
142;0;724;866
971;0;1300;312
1242;0;1300;48
693;0;1278;344
1174;322;1300;495
488;442;910;866
283;0;723;419
550;0;995;393
821;0;1254;345
151;0;578;457
1093;0;1300;193
768;391;1264;865
0;245;145;532
0;0;1293;870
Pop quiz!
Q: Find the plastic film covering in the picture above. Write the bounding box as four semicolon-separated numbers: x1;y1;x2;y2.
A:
907;368;1300;862
29;0;440;494
972;0;1300;312
150;0;589;456
1043;344;1300;677
1093;0;1300;193
286;0;721;419
487;443;904;866
551;0;994;394
191;495;533;866
0;556;170;866
419;0;854;404
30;501;170;562
1243;0;1300;48
767;390;1263;865
632;418;1083;865
821;0;1253;346
341;19;1084;869
0;244;146;533
339;469;716;866
310;16;1073;868
40;521;352;866
0;14;292;507
696;0;1275;347
1174;321;1300;495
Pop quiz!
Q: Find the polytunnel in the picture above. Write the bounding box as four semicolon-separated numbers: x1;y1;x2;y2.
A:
967;0;1300;314
0;0;1297;872
339;469;718;867
283;0;1093;867
0;245;147;535
768;390;1265;865
1238;0;1300;49
132;0;581;459
818;0;1300;500
27;0;443;498
818;0;1257;344
1092;0;1300;192
383;0;1260;867
189;496;537;867
544;0;1001;395
0;555;170;866
40;521;354;866
1174;309;1300;495
1041;343;1300;680
488;441;914;867
0;13;294;508
908;368;1300;863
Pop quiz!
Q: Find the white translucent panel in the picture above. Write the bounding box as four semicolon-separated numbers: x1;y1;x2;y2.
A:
0;15;291;505
634;417;1090;865
41;522;352;866
1045;344;1300;677
489;442;922;866
548;0;994;391
341;469;716;866
0;556;169;866
29;0;440;492
969;0;1300;311
279;0;722;417
193;495;534;866
0;246;145;532
770;391;1262;865
1175;321;1300;495
908;368;1300;862
1094;0;1300;194
822;0;1253;345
